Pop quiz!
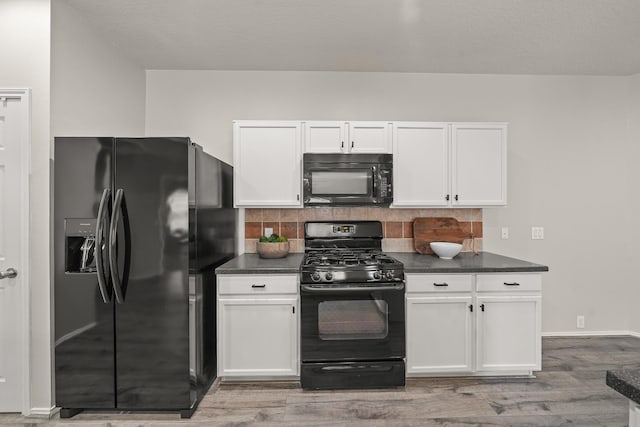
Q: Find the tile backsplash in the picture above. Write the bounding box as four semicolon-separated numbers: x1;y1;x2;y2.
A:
244;208;483;253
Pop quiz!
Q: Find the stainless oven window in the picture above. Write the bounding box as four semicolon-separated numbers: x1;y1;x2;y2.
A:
311;170;371;195
318;299;388;340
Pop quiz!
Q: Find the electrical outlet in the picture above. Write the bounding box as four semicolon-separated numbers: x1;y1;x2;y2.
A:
501;227;509;239
577;315;585;329
531;226;544;240
264;227;273;237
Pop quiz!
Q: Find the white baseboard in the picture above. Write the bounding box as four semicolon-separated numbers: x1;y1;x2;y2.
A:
543;330;640;338
29;406;57;418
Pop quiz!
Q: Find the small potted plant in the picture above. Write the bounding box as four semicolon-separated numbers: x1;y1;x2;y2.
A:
256;233;289;259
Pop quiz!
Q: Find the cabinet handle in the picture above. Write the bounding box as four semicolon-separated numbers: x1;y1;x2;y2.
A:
469;304;473;312
351;141;354;148
433;282;448;287
341;141;344;149
455;194;459;201
251;284;266;288
480;304;485;312
503;282;520;286
297;194;300;201
445;194;450;201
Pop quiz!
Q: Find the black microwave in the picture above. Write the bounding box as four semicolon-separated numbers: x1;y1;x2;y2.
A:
303;153;393;207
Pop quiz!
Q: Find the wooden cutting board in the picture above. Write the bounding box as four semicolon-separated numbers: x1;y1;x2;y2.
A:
413;217;469;254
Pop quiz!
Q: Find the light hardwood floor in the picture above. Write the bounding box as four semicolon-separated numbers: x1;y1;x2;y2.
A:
2;336;639;426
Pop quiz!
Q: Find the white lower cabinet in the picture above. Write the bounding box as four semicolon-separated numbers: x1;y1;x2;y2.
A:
217;274;299;379
406;273;542;377
406;295;473;373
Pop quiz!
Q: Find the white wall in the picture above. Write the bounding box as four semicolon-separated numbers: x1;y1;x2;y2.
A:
629;73;640;335
146;70;635;334
51;1;146;136
0;0;52;413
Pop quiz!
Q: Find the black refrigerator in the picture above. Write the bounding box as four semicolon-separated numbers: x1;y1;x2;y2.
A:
53;137;236;418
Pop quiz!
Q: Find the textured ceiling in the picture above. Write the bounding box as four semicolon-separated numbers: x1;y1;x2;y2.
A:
63;0;640;75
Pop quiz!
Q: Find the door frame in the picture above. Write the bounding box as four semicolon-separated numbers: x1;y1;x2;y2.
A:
1;88;32;414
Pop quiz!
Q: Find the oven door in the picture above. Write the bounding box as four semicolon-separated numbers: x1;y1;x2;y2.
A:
303;165;377;206
300;283;405;362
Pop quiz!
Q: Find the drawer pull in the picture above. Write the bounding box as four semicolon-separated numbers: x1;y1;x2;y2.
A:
433;282;449;287
251;284;266;288
503;282;520;286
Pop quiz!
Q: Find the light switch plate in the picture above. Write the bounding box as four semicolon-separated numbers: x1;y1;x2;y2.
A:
531;227;544;240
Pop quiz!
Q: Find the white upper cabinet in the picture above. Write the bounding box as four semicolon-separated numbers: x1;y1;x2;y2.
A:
304;121;349;153
348;121;392;153
452;123;507;206
393;122;449;207
233;121;302;207
303;121;392;154
393;122;507;207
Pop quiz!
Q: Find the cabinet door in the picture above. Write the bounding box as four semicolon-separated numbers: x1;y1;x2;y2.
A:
348;121;392;153
219;298;298;377
304;121;348;153
476;295;541;372
233;121;302;207
406;295;473;374
451;123;507;206
393;122;449;207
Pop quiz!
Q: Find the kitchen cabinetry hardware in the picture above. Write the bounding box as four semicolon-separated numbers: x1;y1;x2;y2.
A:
455;194;459;201
351;141;354;148
503;282;520;286
433;282;449;287
341;141;344;149
0;268;17;280
251;284;266;288
469;304;473;312
293;306;295;314
446;194;450;201
297;194;300;201
480;303;485;312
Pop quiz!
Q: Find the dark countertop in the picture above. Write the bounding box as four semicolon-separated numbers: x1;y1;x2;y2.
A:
607;369;640;405
216;253;304;274
389;252;549;273
216;251;547;274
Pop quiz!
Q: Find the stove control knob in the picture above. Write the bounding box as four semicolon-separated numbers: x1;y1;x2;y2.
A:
385;271;395;280
325;272;333;281
372;271;381;280
311;272;321;282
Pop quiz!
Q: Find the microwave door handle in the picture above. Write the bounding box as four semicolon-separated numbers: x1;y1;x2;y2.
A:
371;165;377;197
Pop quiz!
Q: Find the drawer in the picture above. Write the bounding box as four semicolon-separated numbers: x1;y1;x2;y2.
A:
406;274;473;293
218;274;298;295
476;274;541;292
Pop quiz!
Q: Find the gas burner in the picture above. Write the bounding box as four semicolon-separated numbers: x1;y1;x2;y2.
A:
300;221;405;285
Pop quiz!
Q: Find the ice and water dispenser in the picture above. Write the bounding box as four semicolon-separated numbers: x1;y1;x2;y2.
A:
65;218;98;273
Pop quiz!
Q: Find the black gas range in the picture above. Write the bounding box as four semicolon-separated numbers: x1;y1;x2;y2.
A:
300;221;406;390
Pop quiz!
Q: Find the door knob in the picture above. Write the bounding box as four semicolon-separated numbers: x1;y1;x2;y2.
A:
0;268;18;279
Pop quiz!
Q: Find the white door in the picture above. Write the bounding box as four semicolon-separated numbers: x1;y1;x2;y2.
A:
218;298;298;377
393;122;450;207
406;296;473;374
451;123;507;206
476;295;541;372
233;121;302;207
0;89;30;412
348;121;392;153
303;121;347;153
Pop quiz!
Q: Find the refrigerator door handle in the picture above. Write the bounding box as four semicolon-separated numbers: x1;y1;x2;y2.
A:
95;188;111;303
109;188;131;304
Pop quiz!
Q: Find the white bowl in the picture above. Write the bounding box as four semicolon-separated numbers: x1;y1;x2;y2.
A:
430;242;462;259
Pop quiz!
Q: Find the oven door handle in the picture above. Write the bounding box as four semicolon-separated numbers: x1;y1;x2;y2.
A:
301;283;405;293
